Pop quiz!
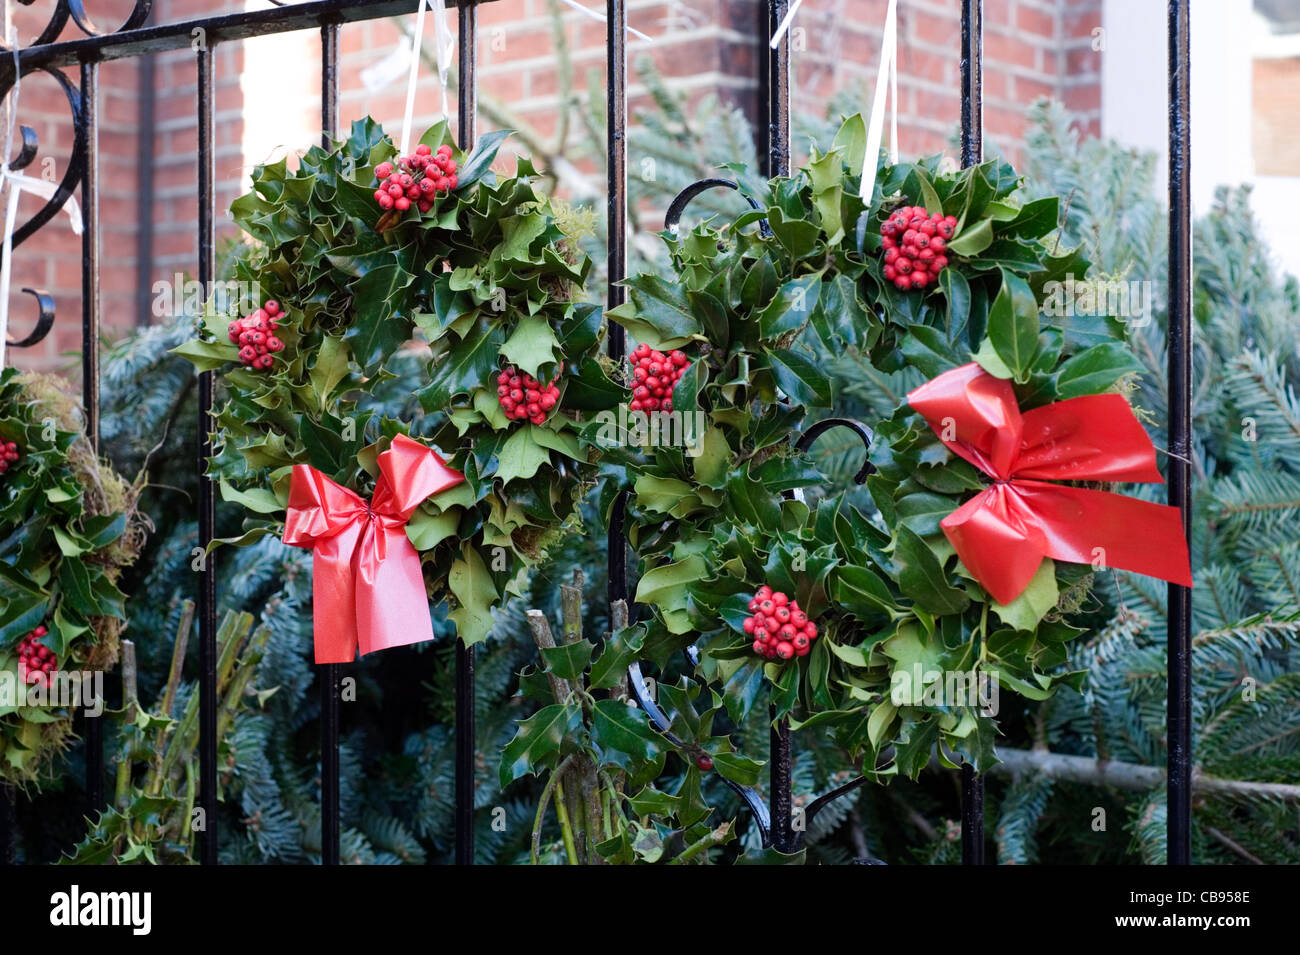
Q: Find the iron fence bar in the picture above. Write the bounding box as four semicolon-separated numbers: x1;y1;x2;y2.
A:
763;0;796;855
605;0;628;610
196;42;219;867
77;56;104;816
13;0;500;72
318;21;342;868
454;0;479;868
1166;0;1193;866
958;0;985;866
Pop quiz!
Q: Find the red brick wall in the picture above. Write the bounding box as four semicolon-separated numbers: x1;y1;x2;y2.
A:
5;0;1102;374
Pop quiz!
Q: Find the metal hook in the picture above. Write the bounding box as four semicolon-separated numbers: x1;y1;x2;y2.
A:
664;177;772;239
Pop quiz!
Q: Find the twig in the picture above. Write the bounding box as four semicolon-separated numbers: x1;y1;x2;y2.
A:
668;821;731;864
525;610;573;704
987;747;1300;800
1205;825;1264;865
531;753;578;865
554;777;581;865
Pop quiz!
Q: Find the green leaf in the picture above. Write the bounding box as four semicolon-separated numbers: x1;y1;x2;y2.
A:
711;751;764;787
895;526;969;615
219;479;282;515
499;316;561;379
986;269;1038;382
990;558;1058;631
344;263;415;372
448;544;497;647
499;703;581;787
757;273;823;339
496;426;551;485
454;128;512;191
589;624;647;690
1054;341;1143;398
832;113;867;171
309;335;353;410
767;348;832;407
591;699;665;772
171;339;233;371
946;217;993;257
1005;196;1059;239
542;639;595;681
405;508;461;551
418;319;505;411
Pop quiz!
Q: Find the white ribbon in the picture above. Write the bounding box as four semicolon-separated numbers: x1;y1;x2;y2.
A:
558;0;653;43
0;35;83;371
398;0;429;157
859;0;899;201
769;0;805;49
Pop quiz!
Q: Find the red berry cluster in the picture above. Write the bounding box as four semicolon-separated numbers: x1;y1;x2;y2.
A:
227;300;285;371
16;625;55;685
880;206;958;291
742;586;818;660
629;344;690;414
496;365;560;426
372;144;457;216
0;440;20;476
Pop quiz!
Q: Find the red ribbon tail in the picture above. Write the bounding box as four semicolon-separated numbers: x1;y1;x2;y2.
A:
354;522;436;657
307;521;365;664
1012;481;1193;589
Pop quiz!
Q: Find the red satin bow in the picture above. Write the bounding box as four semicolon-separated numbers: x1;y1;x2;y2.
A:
906;363;1192;605
282;434;466;663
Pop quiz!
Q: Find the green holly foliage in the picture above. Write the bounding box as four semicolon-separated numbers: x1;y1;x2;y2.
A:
601;114;1149;776
0;368;144;784
175;118;621;647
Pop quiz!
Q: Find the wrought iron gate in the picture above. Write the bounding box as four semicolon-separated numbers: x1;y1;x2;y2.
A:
0;0;1196;866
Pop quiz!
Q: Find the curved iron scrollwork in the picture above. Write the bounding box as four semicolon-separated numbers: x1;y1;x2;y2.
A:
0;35;89;349
17;0;153;44
664;176;772;239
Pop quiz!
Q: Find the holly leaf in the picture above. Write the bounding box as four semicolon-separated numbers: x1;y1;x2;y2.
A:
986;269;1038;382
767;348;832;407
499;702;582;787
499;316;561;379
592;699;666;773
990;558;1058;631
344;263;415;373
448;544;497;647
895;526;969;615
496;427;550;485
454;128;512;192
1054;341;1144;398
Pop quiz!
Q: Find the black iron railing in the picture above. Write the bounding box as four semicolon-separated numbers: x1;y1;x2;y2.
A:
0;0;1196;867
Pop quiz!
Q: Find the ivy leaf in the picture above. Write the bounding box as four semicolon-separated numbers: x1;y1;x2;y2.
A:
499;316;561;379
895;526;969;615
499;702;582;787
448;544;497;647
767;348;832;407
